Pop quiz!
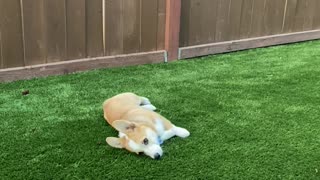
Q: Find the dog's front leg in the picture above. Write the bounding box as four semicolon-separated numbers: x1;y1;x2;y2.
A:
160;129;176;141
173;126;190;138
160;126;190;141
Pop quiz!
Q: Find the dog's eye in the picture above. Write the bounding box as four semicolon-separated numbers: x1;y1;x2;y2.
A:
143;138;149;145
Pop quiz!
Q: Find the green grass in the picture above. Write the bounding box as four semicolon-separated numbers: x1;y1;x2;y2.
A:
1;41;320;179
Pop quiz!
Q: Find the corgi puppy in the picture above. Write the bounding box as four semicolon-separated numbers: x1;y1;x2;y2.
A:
103;93;190;159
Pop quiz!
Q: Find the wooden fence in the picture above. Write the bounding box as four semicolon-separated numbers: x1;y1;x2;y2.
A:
0;0;166;69
1;0;320;82
180;0;320;47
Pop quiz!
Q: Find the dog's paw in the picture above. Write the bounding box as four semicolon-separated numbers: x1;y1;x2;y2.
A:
141;104;157;111
174;127;190;138
141;97;151;105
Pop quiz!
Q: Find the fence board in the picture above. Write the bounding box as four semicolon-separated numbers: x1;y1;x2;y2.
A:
188;0;201;45
239;0;254;39
283;0;298;33
165;0;181;60
123;0;141;54
22;0;46;66
293;0;306;32
105;0;123;56
263;0;286;35
179;0;191;47
250;0;266;37
141;0;158;52
189;0;218;45
0;32;2;68
205;0;218;43
66;0;86;60
45;0;66;62
157;0;166;50
215;0;231;42
0;51;165;82
86;0;104;57
179;30;320;59
0;0;24;68
229;0;243;40
313;0;320;29
303;0;316;31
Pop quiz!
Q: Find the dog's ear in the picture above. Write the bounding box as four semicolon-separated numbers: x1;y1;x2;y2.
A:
106;137;124;149
112;120;136;133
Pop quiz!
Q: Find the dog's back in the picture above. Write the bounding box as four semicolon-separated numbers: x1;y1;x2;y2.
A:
103;93;142;125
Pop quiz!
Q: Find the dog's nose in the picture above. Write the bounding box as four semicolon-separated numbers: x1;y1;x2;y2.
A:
154;153;161;160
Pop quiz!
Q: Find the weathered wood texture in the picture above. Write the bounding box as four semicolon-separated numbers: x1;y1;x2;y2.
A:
180;0;320;46
0;0;166;69
45;0;67;63
179;30;320;59
165;0;181;61
0;51;166;82
104;0;166;56
0;0;25;68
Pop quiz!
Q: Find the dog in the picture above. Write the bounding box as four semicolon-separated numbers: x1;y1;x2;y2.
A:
103;93;190;159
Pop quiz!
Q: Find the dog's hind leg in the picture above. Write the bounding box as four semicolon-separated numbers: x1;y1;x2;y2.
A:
140;96;157;111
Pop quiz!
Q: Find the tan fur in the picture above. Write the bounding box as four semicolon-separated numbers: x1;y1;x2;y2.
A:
103;93;190;159
103;93;173;147
103;93;173;130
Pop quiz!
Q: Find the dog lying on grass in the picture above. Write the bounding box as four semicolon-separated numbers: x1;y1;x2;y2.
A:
103;93;190;159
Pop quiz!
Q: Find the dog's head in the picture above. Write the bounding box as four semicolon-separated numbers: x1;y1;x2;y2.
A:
106;120;163;160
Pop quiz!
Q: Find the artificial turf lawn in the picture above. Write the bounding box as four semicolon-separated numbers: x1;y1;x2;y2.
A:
1;40;320;179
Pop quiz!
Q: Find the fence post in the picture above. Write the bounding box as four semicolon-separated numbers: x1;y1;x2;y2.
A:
165;0;181;61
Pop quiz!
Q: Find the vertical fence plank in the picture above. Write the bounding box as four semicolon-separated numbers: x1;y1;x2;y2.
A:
157;0;166;50
189;0;199;45
165;0;181;60
312;0;320;29
188;0;204;45
264;0;288;35
293;0;306;32
0;32;2;68
123;0;141;54
179;0;191;47
45;0;66;62
282;0;298;33
141;0;158;52
250;0;266;37
228;0;243;40
189;0;218;45
86;0;104;57
263;0;286;35
239;0;254;39
206;0;218;43
66;0;86;60
215;0;231;42
105;0;123;56
303;0;316;31
22;0;46;66
0;0;24;68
